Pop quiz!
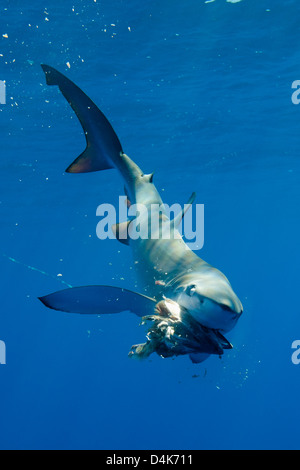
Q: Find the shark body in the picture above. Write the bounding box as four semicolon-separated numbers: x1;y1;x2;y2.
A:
39;65;243;364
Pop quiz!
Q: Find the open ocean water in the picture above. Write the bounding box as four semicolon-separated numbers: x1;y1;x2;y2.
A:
0;0;300;451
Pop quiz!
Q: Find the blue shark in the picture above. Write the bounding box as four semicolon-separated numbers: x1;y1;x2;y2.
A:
39;65;243;364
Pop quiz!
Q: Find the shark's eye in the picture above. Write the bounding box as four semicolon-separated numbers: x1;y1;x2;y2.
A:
186;285;196;296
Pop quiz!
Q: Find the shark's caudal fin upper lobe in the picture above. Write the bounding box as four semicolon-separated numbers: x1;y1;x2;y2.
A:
39;285;156;317
41;64;123;173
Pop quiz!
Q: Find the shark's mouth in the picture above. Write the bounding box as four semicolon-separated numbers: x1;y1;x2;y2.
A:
128;299;232;361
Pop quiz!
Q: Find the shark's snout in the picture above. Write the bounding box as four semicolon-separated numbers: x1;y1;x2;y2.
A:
217;296;243;316
171;277;243;333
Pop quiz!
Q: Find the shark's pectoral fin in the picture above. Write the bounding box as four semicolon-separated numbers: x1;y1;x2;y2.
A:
41;64;122;173
189;353;210;364
188;331;231;363
39;285;156;317
112;221;131;246
171;192;196;229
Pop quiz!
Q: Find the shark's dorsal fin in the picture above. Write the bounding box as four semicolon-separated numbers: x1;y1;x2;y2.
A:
170;192;196;230
143;173;154;183
112;221;131;246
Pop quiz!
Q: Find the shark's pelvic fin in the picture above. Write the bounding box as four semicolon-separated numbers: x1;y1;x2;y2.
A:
41;64;123;173
111;221;131;246
39;285;156;317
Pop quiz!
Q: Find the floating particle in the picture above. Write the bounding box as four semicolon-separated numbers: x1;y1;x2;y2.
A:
66;62;71;68
2;34;8;38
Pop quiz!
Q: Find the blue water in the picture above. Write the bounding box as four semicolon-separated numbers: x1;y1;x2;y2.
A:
1;0;300;450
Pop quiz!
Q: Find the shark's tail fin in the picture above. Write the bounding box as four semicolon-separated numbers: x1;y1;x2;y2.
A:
41;64;123;173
